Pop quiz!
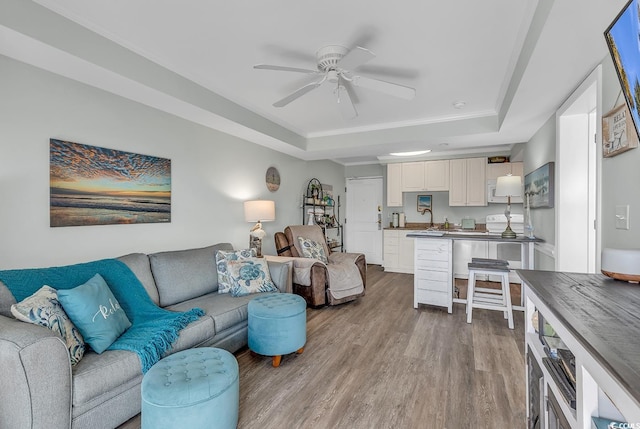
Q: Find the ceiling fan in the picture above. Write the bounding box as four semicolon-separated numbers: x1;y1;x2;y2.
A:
254;45;416;119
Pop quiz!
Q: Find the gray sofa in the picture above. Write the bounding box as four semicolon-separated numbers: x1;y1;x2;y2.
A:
0;243;292;429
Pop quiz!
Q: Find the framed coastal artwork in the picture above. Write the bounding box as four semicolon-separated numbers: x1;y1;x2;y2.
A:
524;162;554;209
602;103;639;157
416;194;432;212
50;139;171;227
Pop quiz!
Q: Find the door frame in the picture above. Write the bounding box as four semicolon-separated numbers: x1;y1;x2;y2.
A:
555;65;602;273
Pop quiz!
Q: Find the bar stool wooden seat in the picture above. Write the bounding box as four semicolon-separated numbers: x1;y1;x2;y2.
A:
466;258;514;329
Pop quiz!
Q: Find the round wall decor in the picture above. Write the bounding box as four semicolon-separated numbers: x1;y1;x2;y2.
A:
265;166;280;192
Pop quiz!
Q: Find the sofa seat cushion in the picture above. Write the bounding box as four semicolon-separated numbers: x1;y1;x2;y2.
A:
166;292;278;334
72;349;142;408
164;313;214;355
149;244;233;307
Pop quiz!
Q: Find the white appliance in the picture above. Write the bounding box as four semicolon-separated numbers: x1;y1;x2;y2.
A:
487;179;523;204
486;214;524;283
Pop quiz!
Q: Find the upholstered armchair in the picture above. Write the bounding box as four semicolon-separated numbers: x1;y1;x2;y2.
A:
270;225;366;307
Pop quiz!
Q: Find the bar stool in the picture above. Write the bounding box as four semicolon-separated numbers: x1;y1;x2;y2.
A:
466;258;514;329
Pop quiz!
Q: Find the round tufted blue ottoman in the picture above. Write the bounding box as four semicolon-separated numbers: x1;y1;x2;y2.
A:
248;293;307;367
141;348;239;429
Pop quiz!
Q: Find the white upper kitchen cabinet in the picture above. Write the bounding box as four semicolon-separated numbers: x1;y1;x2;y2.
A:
386;163;403;207
401;160;450;192
424;160;450;191
449;157;487;206
486;161;523;181
401;162;425;192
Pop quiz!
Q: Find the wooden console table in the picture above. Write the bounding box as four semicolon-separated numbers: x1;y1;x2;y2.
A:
518;269;640;427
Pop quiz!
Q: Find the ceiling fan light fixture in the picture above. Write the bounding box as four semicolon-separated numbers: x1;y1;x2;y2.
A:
389;150;431;157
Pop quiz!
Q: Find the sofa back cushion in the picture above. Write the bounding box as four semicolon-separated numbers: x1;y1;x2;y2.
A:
117;253;160;305
149;243;233;307
0;281;17;317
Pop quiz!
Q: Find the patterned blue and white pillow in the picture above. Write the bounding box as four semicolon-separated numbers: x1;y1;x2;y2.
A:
216;248;256;294
297;237;328;263
11;285;86;366
228;258;278;297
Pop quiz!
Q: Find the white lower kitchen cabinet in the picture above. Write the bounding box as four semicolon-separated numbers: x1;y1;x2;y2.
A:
414;238;453;313
384;230;418;273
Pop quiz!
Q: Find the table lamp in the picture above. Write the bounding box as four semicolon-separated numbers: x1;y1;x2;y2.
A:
244;200;275;257
495;174;522;238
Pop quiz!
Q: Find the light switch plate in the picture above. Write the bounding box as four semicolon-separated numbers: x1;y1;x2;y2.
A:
616;205;629;230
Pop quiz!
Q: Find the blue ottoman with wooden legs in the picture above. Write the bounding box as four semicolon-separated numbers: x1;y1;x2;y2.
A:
248;293;307;367
141;348;239;429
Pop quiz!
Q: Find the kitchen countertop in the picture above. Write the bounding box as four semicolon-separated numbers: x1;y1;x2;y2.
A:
406;232;543;242
385;222;488;232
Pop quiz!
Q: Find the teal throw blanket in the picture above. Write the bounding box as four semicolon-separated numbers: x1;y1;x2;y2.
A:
0;259;204;373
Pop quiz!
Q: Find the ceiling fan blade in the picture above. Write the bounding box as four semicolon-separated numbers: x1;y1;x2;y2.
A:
337;47;375;71
352;75;416;100
336;83;358;119
273;80;324;107
357;64;420;79
254;64;319;74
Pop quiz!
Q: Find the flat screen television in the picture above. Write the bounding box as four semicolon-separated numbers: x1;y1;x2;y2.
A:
605;0;640;142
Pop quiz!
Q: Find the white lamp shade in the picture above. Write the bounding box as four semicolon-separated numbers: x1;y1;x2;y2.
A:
244;200;275;222
495;175;522;197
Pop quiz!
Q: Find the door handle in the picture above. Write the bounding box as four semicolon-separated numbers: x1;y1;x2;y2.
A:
377;213;382;230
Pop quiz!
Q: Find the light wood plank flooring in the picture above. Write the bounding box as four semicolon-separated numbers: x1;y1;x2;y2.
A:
121;265;526;428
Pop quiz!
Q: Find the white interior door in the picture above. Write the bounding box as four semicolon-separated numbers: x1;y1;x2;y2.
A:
345;177;383;264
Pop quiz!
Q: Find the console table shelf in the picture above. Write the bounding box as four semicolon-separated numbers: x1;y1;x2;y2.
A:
518;270;640;428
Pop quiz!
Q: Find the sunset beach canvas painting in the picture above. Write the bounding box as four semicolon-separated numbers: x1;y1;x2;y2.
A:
50;139;171;227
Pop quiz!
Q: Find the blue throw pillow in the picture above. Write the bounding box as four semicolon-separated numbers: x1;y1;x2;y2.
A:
228;258;278;297
58;273;132;354
216;248;256;294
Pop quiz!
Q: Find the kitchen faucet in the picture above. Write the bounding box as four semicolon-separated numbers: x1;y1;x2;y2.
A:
420;208;434;228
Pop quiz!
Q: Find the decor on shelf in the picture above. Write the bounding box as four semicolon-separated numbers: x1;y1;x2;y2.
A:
525;193;535;239
495;174;522;238
50;139;171;227
602;103;639;157
244;200;276;257
265;166;281;192
302;179;342;251
524;162;555;209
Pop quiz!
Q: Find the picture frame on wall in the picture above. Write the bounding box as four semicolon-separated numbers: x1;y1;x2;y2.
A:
602;103;639;157
50;139;172;227
524;162;554;209
416;194;432;212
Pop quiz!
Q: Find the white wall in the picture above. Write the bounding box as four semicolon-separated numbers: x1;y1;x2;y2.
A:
523;115;556;246
0;55;345;269
600;56;640;249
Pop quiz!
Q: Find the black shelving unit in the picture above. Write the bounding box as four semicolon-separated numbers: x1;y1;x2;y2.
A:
302;178;343;252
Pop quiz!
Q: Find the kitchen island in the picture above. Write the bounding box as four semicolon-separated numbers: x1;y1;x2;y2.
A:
407;232;543;313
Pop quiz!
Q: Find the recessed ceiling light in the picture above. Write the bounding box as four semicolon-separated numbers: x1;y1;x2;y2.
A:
389;150;431;157
452;101;466;109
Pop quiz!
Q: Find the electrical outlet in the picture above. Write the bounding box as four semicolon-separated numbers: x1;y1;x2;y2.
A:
615;205;629;230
